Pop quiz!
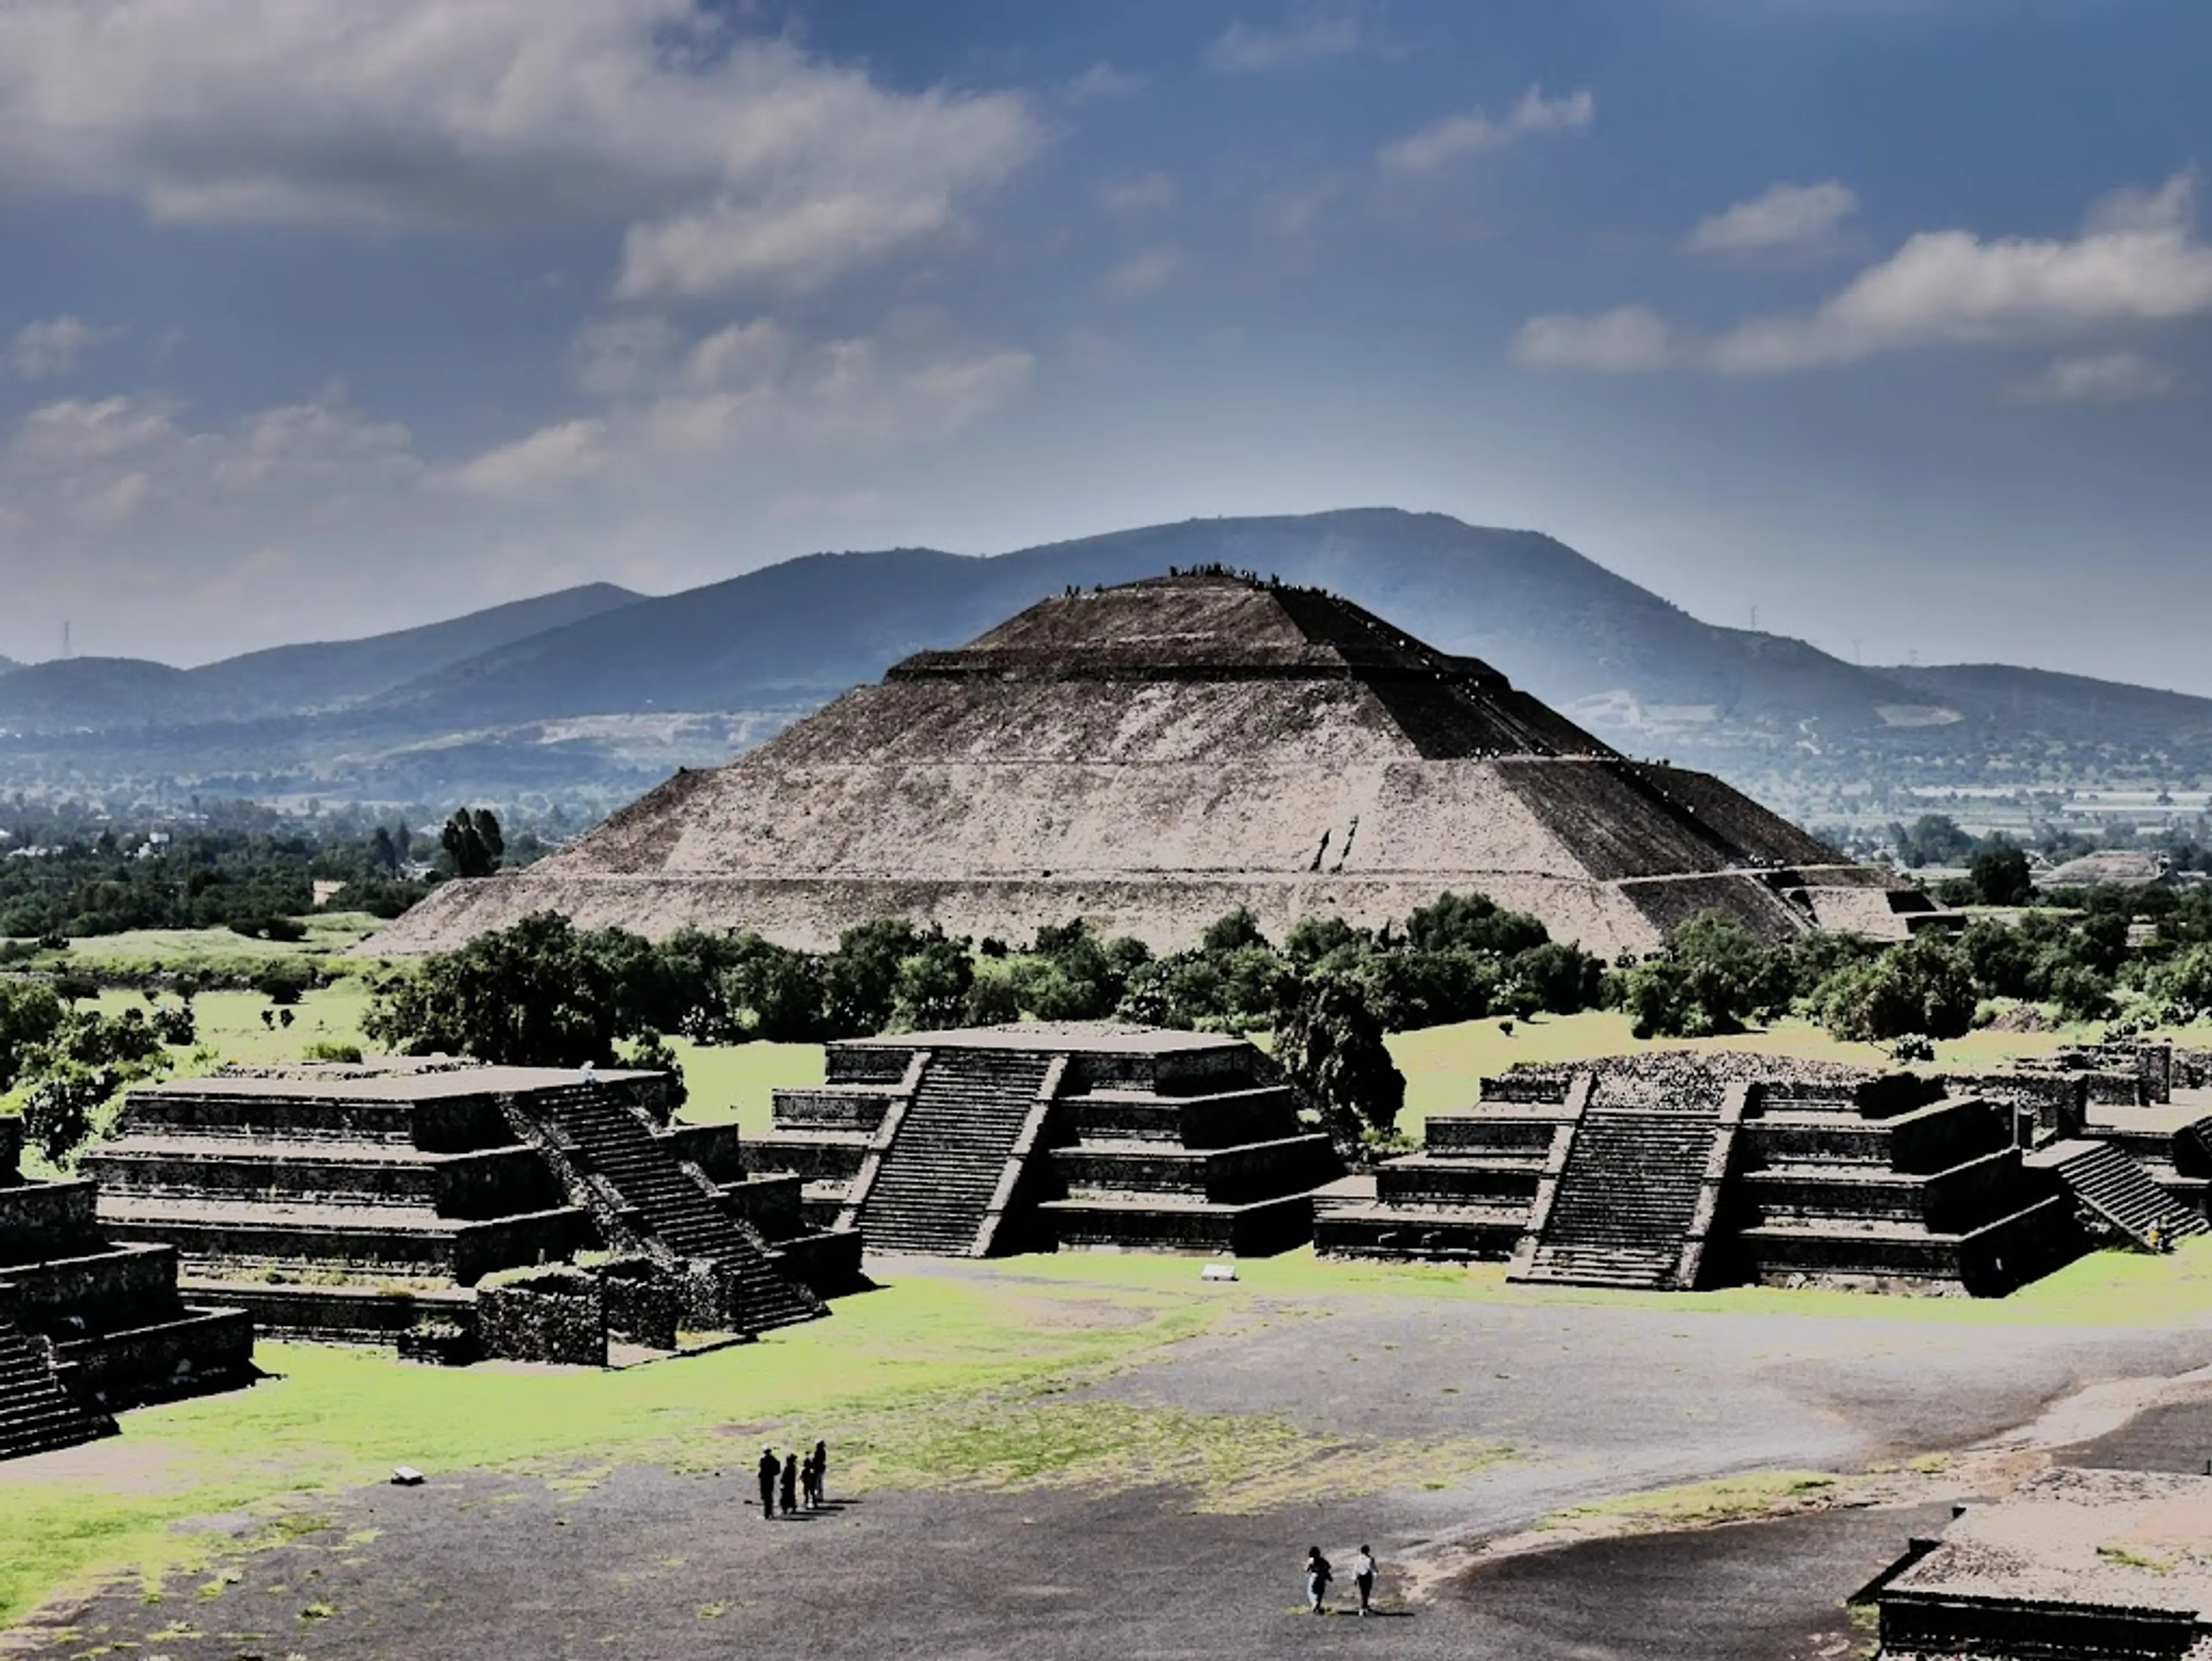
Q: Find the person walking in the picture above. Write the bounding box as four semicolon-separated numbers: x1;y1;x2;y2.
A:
1304;1546;1332;1615
812;1439;828;1504
755;1446;779;1522
1351;1545;1376;1616
779;1451;799;1516
801;1444;821;1508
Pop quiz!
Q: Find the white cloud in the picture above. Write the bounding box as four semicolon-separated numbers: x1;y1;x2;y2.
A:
1710;170;2212;371
4;316;122;380
1207;14;1361;73
1517;172;2212;380
1101;249;1182;297
1512;306;1678;372
2006;350;2178;405
3;388;419;530
1684;181;1857;259
448;419;609;502
1068;62;1143;100
1096;173;1177;216
449;315;1033;499
1377;87;1593;173
0;1;1036;298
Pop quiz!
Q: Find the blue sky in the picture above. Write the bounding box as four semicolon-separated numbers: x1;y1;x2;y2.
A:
2;0;2209;691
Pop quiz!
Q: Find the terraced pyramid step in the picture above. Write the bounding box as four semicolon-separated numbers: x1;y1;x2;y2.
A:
2032;1139;2211;1252
855;1049;1062;1256
1513;1105;1726;1291
0;1317;113;1461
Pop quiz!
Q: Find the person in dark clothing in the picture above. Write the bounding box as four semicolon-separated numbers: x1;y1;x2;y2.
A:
812;1439;828;1504
755;1447;779;1521
1304;1546;1332;1615
801;1446;820;1508
780;1451;799;1515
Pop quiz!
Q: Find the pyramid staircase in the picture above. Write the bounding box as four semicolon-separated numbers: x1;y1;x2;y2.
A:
849;1049;1063;1256
2035;1139;2210;1252
1510;1098;1728;1290
0;1291;114;1462
524;1083;822;1331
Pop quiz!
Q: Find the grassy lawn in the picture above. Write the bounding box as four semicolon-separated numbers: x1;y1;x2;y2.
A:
24;912;384;980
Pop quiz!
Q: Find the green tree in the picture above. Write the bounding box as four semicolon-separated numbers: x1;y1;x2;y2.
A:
364;911;627;1067
1275;975;1405;1152
440;808;506;879
1817;934;1978;1043
891;934;976;1031
1404;892;1548;957
0;979;65;1090
1968;846;2034;907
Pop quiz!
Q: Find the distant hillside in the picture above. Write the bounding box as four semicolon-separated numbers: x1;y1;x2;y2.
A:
0;582;642;733
6;509;2212;810
0;655;19;677
372;511;1922;735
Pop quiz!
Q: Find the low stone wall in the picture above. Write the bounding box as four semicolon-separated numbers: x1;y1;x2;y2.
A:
0;1178;97;1252
660;1123;745;1184
477;1268;606;1366
719;1173;805;1238
600;1258;679;1351
202;1281;474;1344
56;1308;255;1410
1;1242;179;1326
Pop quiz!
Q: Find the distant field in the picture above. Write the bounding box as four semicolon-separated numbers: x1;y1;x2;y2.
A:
17;911;382;980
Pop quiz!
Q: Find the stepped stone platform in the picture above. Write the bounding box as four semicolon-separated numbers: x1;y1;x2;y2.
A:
0;1117;250;1459
748;1022;1342;1258
1863;1467;2212;1659
86;1060;851;1355
1320;1053;2088;1295
368;571;1940;962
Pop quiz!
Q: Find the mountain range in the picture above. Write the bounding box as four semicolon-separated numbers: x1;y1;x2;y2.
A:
3;509;2207;812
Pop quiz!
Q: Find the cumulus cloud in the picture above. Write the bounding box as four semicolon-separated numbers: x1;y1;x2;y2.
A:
1517;172;2212;380
2006;350;2178;404
1378;87;1593;173
1207;13;1362;73
1512;306;1678;372
448;316;1033;500
0;0;1036;298
3;388;419;531
1709;170;2212;371
3;316;123;380
1684;181;1857;259
448;419;609;502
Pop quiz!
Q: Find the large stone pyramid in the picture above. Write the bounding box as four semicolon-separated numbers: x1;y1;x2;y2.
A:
371;572;1933;958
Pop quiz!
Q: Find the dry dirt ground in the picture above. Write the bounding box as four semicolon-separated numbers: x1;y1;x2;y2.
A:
14;1263;2212;1661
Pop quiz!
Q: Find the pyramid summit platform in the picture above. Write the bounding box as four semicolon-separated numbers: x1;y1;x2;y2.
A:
370;571;1936;958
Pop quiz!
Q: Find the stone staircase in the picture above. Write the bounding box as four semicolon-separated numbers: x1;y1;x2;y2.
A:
529;1084;821;1332
2040;1139;2210;1252
0;1302;113;1462
854;1049;1062;1256
1514;1106;1722;1289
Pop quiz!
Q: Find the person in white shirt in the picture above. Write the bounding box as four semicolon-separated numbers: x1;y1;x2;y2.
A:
1351;1545;1376;1615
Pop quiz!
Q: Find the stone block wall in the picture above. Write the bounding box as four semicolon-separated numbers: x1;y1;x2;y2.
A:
477;1268;607;1367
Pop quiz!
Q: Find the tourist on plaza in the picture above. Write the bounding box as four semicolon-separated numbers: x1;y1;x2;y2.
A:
780;1451;799;1515
813;1439;829;1503
1304;1546;1332;1614
755;1446;779;1521
801;1444;821;1508
1351;1545;1376;1615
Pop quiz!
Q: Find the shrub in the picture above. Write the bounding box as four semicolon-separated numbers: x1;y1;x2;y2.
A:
1275;975;1405;1153
622;1030;687;1109
1818;935;1978;1042
1404;892;1548;958
302;1039;365;1063
251;961;316;1005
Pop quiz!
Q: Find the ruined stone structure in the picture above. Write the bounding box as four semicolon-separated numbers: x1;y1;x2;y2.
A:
748;1023;1341;1257
368;572;1937;961
1863;1468;2212;1658
0;1117;252;1460
1315;1050;2187;1294
85;1060;857;1357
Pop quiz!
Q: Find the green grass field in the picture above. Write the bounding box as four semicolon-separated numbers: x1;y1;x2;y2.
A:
25;912;383;980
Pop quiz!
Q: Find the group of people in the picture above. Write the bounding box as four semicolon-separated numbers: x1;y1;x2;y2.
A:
755;1440;829;1519
1303;1545;1378;1616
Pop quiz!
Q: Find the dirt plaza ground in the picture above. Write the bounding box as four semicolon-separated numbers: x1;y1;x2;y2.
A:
13;1248;2212;1659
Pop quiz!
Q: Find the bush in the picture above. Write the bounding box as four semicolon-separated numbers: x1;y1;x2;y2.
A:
229;915;308;943
251;961;316;1005
1968;847;2033;907
1619;912;1789;1038
1275;975;1405;1153
1404;892;1548;958
1817;935;1978;1042
0;979;66;1090
302;1039;365;1063
1199;907;1269;954
622;1030;687;1109
20;1068;112;1165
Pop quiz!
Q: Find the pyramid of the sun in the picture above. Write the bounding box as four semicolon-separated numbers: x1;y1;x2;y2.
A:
370;572;1935;959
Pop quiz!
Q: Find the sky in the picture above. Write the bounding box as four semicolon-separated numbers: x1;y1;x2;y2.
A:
2;0;2210;689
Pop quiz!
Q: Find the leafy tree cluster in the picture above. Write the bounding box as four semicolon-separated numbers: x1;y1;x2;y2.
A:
0;980;185;1163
